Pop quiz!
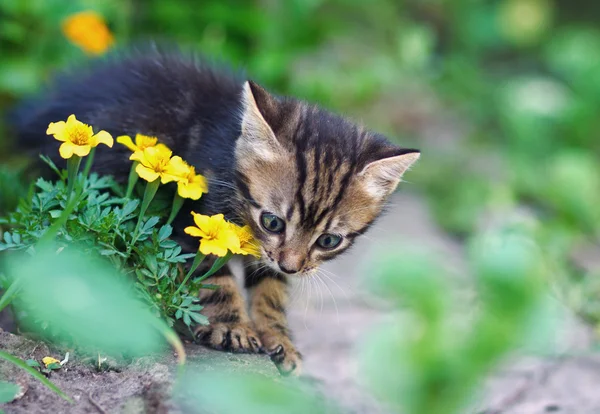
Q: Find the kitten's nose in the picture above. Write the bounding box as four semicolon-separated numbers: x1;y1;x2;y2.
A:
278;250;304;275
278;263;299;275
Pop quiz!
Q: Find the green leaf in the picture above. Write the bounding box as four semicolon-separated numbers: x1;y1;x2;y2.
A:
121;200;140;218
189;312;209;325
0;381;20;404
158;225;172;241
47;363;62;370
141;216;160;233
25;359;40;368
39;155;65;180
0;351;71;402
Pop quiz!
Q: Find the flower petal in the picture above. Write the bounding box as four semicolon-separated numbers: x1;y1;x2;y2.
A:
199;239;229;257
135;134;158;149
165;156;190;178
192;212;211;231
65;114;78;127
59;142;75;159
177;182;203;200
220;228;241;252
129;150;144;162
184;226;208;238
93;130;114;148
116;135;137;151
135;164;160;182
71;144;91;157
46;121;66;139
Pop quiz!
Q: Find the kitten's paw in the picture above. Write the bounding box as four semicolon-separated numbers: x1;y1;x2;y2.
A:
195;323;262;353
260;332;303;376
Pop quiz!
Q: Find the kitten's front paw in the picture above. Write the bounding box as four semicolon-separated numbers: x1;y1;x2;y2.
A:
195;323;262;353
260;331;303;376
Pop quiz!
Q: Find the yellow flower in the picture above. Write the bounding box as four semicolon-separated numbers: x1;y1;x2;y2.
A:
229;224;261;257
46;114;113;159
62;11;114;55
42;357;61;368
166;157;208;200
129;144;180;183
184;212;240;257
116;134;158;153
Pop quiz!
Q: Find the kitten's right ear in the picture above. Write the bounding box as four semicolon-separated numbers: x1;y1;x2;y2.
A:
239;81;282;161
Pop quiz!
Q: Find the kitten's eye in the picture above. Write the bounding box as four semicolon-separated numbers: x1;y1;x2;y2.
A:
261;213;285;234
316;233;342;249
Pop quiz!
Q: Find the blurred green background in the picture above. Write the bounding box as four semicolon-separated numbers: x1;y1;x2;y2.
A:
1;0;599;321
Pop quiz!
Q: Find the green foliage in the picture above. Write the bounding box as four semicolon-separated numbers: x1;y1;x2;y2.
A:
0;165;206;330
362;226;548;414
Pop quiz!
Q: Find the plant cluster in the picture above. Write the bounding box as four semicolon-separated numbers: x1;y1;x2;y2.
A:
1;114;259;331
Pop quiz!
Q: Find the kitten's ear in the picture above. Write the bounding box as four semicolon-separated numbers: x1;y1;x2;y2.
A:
358;149;420;199
239;81;282;161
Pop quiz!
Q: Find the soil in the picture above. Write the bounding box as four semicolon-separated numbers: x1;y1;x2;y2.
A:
2;193;600;413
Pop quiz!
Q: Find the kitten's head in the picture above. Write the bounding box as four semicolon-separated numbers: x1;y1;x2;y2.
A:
234;81;419;275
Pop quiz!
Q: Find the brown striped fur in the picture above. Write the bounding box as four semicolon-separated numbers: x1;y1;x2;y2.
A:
197;81;419;375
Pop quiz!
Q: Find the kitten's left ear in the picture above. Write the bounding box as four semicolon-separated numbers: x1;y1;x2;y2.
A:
239;81;283;161
358;149;420;199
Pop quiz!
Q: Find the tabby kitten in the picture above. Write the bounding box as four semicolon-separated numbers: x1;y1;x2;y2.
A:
13;48;420;376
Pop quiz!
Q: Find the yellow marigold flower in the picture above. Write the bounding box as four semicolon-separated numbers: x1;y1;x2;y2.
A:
130;144;180;183
229;224;261;257
46;114;113;159
184;212;240;257
62;11;114;55
116;134;158;153
166;157;208;200
42;356;61;368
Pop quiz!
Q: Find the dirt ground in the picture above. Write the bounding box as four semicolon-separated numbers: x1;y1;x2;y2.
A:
2;192;600;413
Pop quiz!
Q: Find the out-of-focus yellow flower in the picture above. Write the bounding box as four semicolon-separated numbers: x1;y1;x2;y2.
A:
166;157;208;200
229;224;261;257
184;212;240;257
42;357;61;368
130;144;180;183
46;114;113;159
62;11;114;55
116;134;158;153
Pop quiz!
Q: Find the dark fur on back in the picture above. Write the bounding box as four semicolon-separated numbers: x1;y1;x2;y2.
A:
13;46;245;220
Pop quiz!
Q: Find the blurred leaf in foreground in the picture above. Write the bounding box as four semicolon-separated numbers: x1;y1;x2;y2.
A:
362;226;549;414
5;247;166;357
174;371;333;414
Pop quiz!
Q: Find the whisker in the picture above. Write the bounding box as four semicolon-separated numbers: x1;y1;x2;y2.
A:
319;268;352;304
316;271;339;325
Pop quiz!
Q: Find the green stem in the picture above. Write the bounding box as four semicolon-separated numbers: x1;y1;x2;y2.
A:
126;162;139;199
38;185;82;244
66;156;81;201
167;193;185;225
133;179;160;236
0;278;23;313
174;252;206;297
149;318;186;368
82;147;96;179
199;251;233;281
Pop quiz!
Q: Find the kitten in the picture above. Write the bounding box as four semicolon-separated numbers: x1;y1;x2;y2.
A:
12;47;420;375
